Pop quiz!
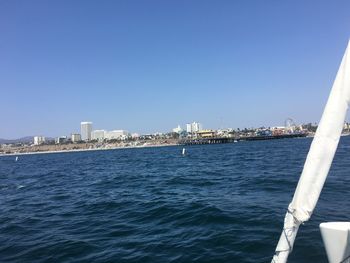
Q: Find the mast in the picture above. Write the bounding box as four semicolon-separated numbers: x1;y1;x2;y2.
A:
272;40;350;263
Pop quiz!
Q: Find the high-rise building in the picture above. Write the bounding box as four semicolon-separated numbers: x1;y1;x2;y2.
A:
34;136;45;145
186;122;203;133
81;122;92;141
186;123;192;133
193;122;203;132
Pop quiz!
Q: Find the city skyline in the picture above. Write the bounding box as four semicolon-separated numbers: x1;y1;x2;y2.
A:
0;118;321;140
1;1;350;138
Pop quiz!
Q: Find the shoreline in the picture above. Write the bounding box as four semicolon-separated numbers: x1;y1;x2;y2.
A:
0;143;180;157
5;133;350;158
0;133;319;158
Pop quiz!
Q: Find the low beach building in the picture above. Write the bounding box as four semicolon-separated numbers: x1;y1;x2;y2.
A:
55;136;67;144
105;130;129;140
71;133;81;143
91;130;106;141
172;125;183;134
197;130;216;138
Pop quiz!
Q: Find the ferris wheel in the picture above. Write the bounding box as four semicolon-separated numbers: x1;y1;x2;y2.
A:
285;118;296;132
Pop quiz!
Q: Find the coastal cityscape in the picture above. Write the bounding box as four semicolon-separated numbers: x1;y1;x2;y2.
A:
1;119;350;155
2;1;350;262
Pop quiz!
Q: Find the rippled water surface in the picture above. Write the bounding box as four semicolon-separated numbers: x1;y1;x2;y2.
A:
1;137;350;263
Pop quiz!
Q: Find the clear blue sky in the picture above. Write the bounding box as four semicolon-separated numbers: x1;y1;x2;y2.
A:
1;0;350;138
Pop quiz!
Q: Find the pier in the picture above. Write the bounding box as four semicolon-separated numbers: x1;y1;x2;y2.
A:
181;133;308;145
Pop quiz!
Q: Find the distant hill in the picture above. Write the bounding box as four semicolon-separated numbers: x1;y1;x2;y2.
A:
0;136;55;144
0;136;34;144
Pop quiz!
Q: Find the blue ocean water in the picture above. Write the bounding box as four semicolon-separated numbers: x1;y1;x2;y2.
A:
1;137;350;263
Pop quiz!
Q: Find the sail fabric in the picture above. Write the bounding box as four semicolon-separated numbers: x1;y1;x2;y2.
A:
289;41;350;223
272;40;350;263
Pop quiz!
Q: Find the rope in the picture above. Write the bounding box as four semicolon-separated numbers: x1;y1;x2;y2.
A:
340;254;350;263
271;209;303;263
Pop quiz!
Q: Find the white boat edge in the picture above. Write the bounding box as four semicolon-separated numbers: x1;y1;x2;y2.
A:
320;222;350;263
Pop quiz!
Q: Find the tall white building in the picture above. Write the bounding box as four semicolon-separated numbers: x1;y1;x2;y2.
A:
186;123;192;133
186;122;203;133
194;122;203;132
34;136;45;145
91;130;106;141
81;122;92;141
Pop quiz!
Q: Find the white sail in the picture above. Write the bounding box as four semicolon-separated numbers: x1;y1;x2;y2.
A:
272;40;350;263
